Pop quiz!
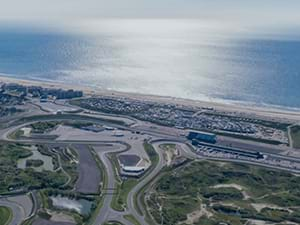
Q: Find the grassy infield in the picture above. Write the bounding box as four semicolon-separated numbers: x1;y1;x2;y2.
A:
0;206;12;225
108;152;134;212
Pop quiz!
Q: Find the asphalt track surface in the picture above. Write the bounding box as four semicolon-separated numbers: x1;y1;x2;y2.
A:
93;143;132;225
0;198;26;225
73;144;102;194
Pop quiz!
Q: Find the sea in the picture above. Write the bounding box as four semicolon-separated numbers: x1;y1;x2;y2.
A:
0;19;300;110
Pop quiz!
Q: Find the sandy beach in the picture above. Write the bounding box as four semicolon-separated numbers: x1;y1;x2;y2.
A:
1;75;300;122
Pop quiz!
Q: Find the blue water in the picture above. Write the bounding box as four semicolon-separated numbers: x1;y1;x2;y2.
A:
0;20;300;109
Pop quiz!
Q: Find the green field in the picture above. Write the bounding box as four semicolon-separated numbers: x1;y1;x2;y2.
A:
30;121;59;133
147;160;300;225
111;178;138;211
0;206;12;225
143;142;159;168
134;142;160;222
290;125;300;148
123;214;141;225
108;151;126;211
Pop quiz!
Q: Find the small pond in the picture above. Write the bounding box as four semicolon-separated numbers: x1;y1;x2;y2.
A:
50;196;93;215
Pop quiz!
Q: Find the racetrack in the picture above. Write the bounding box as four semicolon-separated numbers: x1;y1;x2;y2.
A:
2;112;300;225
73;144;102;194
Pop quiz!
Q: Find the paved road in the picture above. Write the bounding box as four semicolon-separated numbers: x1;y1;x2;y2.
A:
93;143;133;225
126;141;167;225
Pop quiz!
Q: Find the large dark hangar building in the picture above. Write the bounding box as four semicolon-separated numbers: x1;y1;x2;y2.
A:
187;131;217;143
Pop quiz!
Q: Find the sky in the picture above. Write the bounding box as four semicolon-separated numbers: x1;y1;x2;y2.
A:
0;0;300;24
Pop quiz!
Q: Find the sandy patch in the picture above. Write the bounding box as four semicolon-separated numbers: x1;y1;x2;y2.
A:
50;212;76;223
246;219;275;225
247;219;297;225
164;150;173;166
216;162;228;167
21;127;32;137
136;158;150;168
179;204;213;225
212;183;250;200
251;203;293;213
161;144;179;166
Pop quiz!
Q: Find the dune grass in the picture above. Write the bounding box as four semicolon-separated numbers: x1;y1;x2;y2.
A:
147;160;300;225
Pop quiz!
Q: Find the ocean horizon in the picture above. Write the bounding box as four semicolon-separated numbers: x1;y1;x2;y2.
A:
1;19;300;110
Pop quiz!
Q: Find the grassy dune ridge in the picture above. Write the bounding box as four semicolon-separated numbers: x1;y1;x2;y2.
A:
147;160;300;225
